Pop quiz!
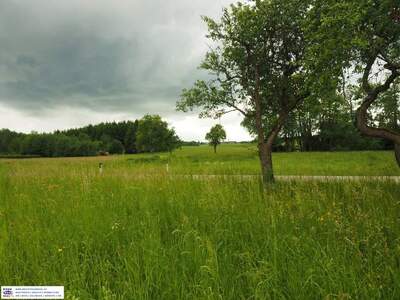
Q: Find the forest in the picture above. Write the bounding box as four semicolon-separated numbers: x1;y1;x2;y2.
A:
0;115;180;157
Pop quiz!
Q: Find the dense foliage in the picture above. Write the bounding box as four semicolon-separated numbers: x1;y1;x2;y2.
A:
0;115;180;157
61;120;139;155
136;115;181;153
306;0;400;164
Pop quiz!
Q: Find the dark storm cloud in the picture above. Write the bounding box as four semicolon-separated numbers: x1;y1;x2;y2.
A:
0;0;233;115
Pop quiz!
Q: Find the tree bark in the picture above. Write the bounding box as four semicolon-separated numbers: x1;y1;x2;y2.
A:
258;141;274;183
254;103;273;183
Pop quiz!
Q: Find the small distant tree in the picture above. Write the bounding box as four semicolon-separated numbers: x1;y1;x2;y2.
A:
205;124;226;153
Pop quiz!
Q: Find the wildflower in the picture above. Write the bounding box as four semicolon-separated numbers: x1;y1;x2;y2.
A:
111;222;120;230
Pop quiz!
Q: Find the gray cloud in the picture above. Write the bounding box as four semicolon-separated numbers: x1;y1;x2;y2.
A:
0;0;233;115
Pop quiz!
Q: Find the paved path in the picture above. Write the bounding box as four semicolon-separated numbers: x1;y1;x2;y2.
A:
181;174;400;183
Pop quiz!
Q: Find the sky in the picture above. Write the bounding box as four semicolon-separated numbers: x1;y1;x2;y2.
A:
0;0;252;141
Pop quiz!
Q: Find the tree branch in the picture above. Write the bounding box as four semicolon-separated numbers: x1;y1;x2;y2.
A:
357;69;400;146
361;56;376;94
220;99;248;116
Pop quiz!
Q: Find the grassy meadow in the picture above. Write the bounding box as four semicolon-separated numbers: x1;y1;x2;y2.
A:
0;144;400;299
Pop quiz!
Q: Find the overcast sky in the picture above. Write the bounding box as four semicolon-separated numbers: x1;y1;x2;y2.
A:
0;0;251;141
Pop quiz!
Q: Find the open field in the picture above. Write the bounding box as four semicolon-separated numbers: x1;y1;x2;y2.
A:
2;144;399;177
169;145;400;176
0;145;400;299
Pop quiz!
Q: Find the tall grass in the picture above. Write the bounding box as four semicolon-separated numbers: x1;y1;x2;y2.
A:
0;155;399;299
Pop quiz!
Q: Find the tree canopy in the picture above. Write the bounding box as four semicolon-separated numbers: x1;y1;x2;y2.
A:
136;115;180;153
205;124;227;153
307;0;400;165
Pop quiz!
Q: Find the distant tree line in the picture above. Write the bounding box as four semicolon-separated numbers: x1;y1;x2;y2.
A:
181;141;203;146
0;115;180;157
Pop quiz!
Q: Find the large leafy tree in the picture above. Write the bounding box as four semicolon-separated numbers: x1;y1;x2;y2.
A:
205;124;227;153
307;0;400;165
177;0;310;184
136;115;180;153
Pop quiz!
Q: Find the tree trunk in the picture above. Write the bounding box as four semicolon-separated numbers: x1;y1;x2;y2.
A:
214;144;217;154
395;143;400;166
253;67;275;184
258;138;274;183
254;106;289;184
255;125;274;184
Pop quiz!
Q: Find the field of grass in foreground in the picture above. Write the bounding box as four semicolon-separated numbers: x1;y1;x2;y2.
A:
0;151;399;299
